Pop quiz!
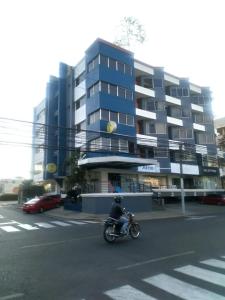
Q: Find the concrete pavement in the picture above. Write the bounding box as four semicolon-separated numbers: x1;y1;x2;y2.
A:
2;200;225;222
44;202;225;221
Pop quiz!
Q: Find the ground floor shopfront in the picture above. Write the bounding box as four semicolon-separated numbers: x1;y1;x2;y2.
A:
84;167;222;193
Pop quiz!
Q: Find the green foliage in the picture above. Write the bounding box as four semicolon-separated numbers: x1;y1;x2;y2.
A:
0;193;18;201
64;150;86;189
19;180;45;200
114;16;146;49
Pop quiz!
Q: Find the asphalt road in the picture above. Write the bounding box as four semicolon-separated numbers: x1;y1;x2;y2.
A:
1;204;225;299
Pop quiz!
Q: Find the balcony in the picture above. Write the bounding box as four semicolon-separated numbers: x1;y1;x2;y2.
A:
165;95;181;106
136;108;156;120
191;103;203;112
167;116;183;126
193;123;205;131
135;84;155;98
136;133;157;147
75;105;86;124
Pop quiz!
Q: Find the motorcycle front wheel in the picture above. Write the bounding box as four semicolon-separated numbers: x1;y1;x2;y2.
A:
129;223;141;239
103;225;116;243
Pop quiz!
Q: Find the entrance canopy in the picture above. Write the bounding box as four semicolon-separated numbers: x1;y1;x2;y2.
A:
78;155;158;169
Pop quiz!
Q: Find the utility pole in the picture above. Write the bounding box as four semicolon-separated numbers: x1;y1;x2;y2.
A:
179;143;185;214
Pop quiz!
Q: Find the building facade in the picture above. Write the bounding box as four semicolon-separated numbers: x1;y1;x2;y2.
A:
32;38;220;192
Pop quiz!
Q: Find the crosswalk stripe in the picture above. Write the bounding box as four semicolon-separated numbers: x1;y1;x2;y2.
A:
201;258;225;269
143;273;225;300
17;224;39;230
175;265;225;287
35;222;55;228
68;220;87;225
0;226;20;232
51;221;71;227
82;220;99;224
104;284;157;300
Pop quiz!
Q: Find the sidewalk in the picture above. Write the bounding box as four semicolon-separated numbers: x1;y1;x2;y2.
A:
44;202;225;222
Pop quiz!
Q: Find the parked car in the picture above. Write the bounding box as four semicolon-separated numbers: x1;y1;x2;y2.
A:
22;195;61;213
199;194;225;205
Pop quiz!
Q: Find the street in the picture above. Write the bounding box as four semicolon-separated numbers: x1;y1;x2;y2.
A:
1;204;225;299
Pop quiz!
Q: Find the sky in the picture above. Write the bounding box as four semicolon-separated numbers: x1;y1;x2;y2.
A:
0;0;224;179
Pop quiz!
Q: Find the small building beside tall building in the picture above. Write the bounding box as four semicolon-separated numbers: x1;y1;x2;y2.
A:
32;38;222;194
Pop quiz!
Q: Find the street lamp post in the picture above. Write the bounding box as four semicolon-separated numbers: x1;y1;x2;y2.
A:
179;143;185;214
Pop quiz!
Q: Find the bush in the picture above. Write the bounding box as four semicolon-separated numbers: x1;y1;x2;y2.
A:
0;193;18;201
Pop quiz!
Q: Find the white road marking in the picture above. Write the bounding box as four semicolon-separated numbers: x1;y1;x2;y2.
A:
144;273;225;300
0;215;4;218
175;265;225;287
0;293;24;299
201;258;225;269
104;284;157;300
117;251;195;270
0;221;18;226
51;221;71;227
186;216;216;220
82;220;99;224
17;224;39;230
68;220;87;225
35;222;55;228
0;226;20;232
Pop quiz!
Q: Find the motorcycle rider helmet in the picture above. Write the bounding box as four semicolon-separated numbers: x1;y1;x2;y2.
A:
114;195;122;204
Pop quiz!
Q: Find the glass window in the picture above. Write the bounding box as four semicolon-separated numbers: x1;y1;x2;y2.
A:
154;148;168;158
109;57;116;70
153;79;163;88
109;84;117;96
125;89;133;100
119;139;128;152
101;109;109;121
110;111;118;122
100;81;108;94
146;121;155;134
111;138;119;152
127;114;134;126
75;100;80;110
88;110;100;124
183;88;189;96
118;86;126;98
100;54;108;67
119;112;126;124
177;88;183;97
125;64;132;75
101;137;110;150
146;100;156;111
186;129;192;139
117;61;124;73
143;78;153;89
171;88;177;97
94;82;100;94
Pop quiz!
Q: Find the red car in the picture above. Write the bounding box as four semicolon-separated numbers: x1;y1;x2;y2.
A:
199;194;225;205
22;195;61;213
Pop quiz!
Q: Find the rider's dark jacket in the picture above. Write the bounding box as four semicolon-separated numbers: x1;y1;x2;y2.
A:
109;203;124;219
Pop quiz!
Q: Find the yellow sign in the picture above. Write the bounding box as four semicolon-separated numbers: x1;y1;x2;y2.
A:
46;163;57;173
106;121;117;133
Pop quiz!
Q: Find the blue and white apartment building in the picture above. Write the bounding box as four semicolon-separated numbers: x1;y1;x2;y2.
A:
32;38;221;193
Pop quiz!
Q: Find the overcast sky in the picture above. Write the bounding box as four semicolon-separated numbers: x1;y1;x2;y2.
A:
0;0;224;179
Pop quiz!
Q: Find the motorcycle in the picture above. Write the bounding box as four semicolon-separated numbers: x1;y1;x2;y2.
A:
103;210;141;243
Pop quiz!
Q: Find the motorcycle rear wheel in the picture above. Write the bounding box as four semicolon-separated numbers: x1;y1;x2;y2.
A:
103;225;116;243
129;223;140;239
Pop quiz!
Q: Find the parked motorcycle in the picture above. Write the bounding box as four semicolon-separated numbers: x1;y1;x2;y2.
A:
103;210;141;243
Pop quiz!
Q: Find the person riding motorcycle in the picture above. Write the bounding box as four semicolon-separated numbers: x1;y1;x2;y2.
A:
109;196;128;235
